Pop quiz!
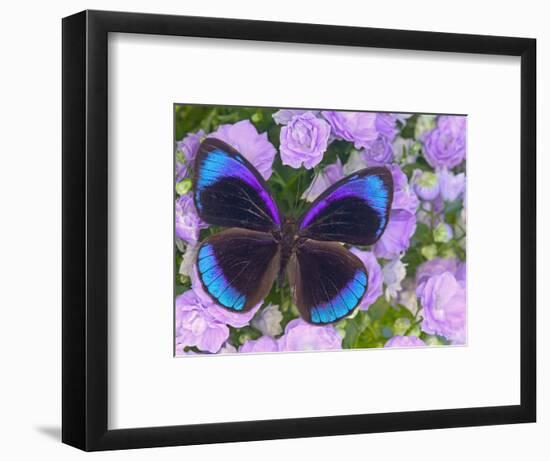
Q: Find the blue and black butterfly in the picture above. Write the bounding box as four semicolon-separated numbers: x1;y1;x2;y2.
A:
193;138;393;325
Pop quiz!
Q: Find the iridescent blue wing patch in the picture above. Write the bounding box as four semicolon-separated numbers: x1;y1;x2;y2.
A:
297;167;393;246
289;239;368;324
197;228;280;312
193;138;281;232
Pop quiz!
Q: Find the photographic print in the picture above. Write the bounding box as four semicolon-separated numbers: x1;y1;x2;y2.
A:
174;105;467;356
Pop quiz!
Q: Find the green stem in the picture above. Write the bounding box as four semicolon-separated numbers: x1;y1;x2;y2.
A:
404;316;424;336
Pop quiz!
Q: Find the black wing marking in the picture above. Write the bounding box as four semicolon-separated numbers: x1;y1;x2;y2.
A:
196;228;280;312
193;138;281;232
288;239;368;324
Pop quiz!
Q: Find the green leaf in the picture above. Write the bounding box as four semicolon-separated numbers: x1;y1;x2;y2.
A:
399;114;419;139
341;312;368;348
413;222;432;245
402;247;424;276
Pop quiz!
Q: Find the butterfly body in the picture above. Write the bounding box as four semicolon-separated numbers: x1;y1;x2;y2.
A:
273;217;298;286
192;137;393;324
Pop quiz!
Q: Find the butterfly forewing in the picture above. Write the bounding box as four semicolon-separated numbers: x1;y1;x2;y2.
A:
289;239;368;324
193;138;281;232
298;167;393;246
196;228;280;312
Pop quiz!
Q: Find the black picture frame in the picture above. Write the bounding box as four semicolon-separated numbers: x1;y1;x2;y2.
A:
62;9;536;451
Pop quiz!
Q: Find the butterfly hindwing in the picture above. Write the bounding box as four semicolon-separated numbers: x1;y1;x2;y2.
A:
289;239;368;324
298;167;393;246
196;228;280;312
193;138;281;232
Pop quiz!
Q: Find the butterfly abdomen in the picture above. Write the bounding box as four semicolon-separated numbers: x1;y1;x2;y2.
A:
276;219;298;288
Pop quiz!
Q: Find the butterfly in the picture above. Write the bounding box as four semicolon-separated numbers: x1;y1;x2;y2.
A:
192;137;393;325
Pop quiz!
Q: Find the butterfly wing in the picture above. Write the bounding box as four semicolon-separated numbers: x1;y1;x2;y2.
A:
196;228;280;312
297;167;393;246
289;239;368;324
193;138;281;232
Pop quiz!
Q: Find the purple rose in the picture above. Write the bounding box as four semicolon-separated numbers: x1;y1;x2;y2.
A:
456;261;466;284
175;193;208;243
374;165;418;259
374;209;417;259
375;113;399;141
273;109;320;125
278;319;342;352
175;129;205;181
388;164;419;214
416;257;466;289
239;336;279;354
190;265;262;328
321;111;378;149
417;272;466;344
175;290;229;354
412;169;440;201
280;112;331;169
422;116;467;169
211;120;276;179
349;248;383;310
384;335;427;348
364;136;394;165
438;168;466;202
301;158;344;202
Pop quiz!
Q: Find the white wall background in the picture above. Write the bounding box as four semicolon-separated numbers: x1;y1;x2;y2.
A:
0;0;546;459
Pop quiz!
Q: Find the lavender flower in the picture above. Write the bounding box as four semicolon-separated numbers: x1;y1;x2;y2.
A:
412;169;440;201
388;164;420;214
321;111;378;149
422;116;467;169
301;158;344;202
456;261;467;284
175;129;205;181
273;109;319;125
239;336;279;353
175;193;207;243
384;335;426;348
364;136;394;165
416;257;466;289
191;266;262;328
374;209;417;259
417;271;466;344
349;248;383;310
280;112;331;169
375;113;399;141
278;319;342;352
438;169;466;202
382;258;407;301
178;242;198;277
175;290;229;354
251;304;283;337
211;120;276;179
374;165;418;259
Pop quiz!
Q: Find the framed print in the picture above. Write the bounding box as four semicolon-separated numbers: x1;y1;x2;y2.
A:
62;10;536;451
